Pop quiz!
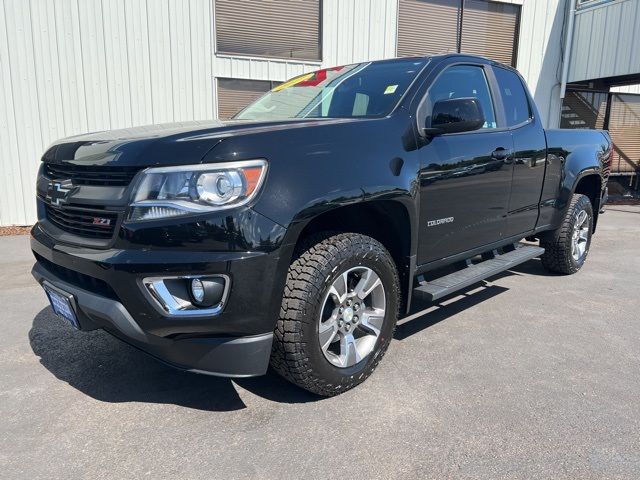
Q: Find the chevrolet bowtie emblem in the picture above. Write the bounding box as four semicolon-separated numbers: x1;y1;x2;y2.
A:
47;180;76;207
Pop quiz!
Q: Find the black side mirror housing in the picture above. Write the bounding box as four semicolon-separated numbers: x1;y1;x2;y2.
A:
424;97;486;136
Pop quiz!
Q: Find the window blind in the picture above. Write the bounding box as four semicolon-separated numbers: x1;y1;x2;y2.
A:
397;0;460;57
398;0;521;67
215;0;321;61
217;78;275;119
460;0;520;66
608;94;640;174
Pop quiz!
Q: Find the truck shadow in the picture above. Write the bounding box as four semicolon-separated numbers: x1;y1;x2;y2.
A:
395;282;510;340
28;259;548;409
29;309;320;412
506;257;553;276
394;258;552;340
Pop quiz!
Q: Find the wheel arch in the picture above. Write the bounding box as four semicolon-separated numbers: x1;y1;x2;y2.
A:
548;141;606;234
280;199;417;313
573;173;602;231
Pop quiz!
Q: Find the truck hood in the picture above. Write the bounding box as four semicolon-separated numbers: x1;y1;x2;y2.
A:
42;118;357;167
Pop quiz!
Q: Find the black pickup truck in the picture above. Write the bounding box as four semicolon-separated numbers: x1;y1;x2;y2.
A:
31;55;610;396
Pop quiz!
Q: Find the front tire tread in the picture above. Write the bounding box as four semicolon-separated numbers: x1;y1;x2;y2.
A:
270;233;399;397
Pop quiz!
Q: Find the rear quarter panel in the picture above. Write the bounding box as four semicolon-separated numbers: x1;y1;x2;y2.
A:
540;128;611;229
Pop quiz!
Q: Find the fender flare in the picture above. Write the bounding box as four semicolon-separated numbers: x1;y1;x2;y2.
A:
547;143;606;231
272;190;419;316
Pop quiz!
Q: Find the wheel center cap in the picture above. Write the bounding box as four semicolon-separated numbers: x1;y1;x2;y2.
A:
343;307;354;323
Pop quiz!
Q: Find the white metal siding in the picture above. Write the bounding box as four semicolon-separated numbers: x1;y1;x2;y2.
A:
212;0;522;91
569;0;640;83
0;0;564;225
322;0;398;65
212;0;398;86
0;0;400;226
516;0;567;129
0;0;214;225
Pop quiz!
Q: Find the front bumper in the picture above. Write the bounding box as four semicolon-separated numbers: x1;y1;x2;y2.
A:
30;218;291;377
32;261;273;377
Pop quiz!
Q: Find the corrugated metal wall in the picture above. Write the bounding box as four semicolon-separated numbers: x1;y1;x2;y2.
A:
0;0;399;226
0;0;215;225
212;0;398;90
569;0;640;83
516;0;567;129
0;0;552;226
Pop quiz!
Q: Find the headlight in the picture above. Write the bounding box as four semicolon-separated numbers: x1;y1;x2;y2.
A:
128;159;267;221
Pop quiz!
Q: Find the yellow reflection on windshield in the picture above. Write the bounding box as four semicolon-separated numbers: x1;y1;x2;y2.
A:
272;73;315;92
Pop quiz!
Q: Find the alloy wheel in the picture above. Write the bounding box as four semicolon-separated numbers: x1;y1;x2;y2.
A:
318;266;386;368
571;209;590;262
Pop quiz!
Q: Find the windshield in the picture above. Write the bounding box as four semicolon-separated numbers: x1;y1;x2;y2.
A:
235;58;428;121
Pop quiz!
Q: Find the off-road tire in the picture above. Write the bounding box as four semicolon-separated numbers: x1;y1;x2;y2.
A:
540;193;593;274
270;232;400;397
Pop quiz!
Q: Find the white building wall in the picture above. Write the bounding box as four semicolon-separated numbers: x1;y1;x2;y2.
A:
0;0;559;226
0;0;215;226
0;0;399;226
516;0;568;129
211;0;399;117
569;0;640;83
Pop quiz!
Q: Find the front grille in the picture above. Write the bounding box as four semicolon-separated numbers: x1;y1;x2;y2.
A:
45;204;118;239
44;163;140;186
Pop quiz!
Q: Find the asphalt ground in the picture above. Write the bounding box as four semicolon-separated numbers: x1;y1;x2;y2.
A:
1;206;639;479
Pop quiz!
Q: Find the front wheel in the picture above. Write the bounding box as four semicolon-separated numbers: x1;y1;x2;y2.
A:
540;193;594;274
270;233;400;397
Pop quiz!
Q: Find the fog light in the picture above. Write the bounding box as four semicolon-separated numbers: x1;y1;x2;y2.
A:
191;279;205;303
143;275;229;316
188;277;226;307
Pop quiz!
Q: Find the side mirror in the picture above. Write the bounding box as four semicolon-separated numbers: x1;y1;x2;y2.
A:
424;97;486;136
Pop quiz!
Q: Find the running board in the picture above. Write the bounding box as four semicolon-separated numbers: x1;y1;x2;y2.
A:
413;244;544;302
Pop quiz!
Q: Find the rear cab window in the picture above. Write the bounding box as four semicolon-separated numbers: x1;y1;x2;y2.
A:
493;67;532;127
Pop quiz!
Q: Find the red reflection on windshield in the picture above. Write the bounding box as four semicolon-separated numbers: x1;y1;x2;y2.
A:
297;66;345;87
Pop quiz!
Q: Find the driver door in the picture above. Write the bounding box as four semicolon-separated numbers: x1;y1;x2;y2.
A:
416;64;514;265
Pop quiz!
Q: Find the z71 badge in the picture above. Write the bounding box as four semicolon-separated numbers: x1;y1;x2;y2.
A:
92;217;112;226
427;217;454;227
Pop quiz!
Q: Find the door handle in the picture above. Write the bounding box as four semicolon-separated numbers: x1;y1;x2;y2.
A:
491;147;512;163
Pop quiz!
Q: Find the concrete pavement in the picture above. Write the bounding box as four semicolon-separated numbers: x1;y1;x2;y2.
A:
1;207;639;479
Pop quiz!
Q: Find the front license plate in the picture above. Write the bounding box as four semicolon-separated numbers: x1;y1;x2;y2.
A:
44;284;79;329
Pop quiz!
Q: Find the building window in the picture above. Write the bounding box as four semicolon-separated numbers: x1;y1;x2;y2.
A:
460;1;520;66
398;0;460;57
562;89;640;176
576;0;616;9
215;0;322;61
217;78;280;119
397;0;521;67
607;93;640;175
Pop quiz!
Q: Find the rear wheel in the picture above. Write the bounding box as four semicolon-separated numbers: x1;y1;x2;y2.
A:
270;233;400;396
540;193;593;274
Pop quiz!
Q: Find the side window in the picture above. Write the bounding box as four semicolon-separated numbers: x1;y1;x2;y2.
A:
428;65;497;129
493;67;532;126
